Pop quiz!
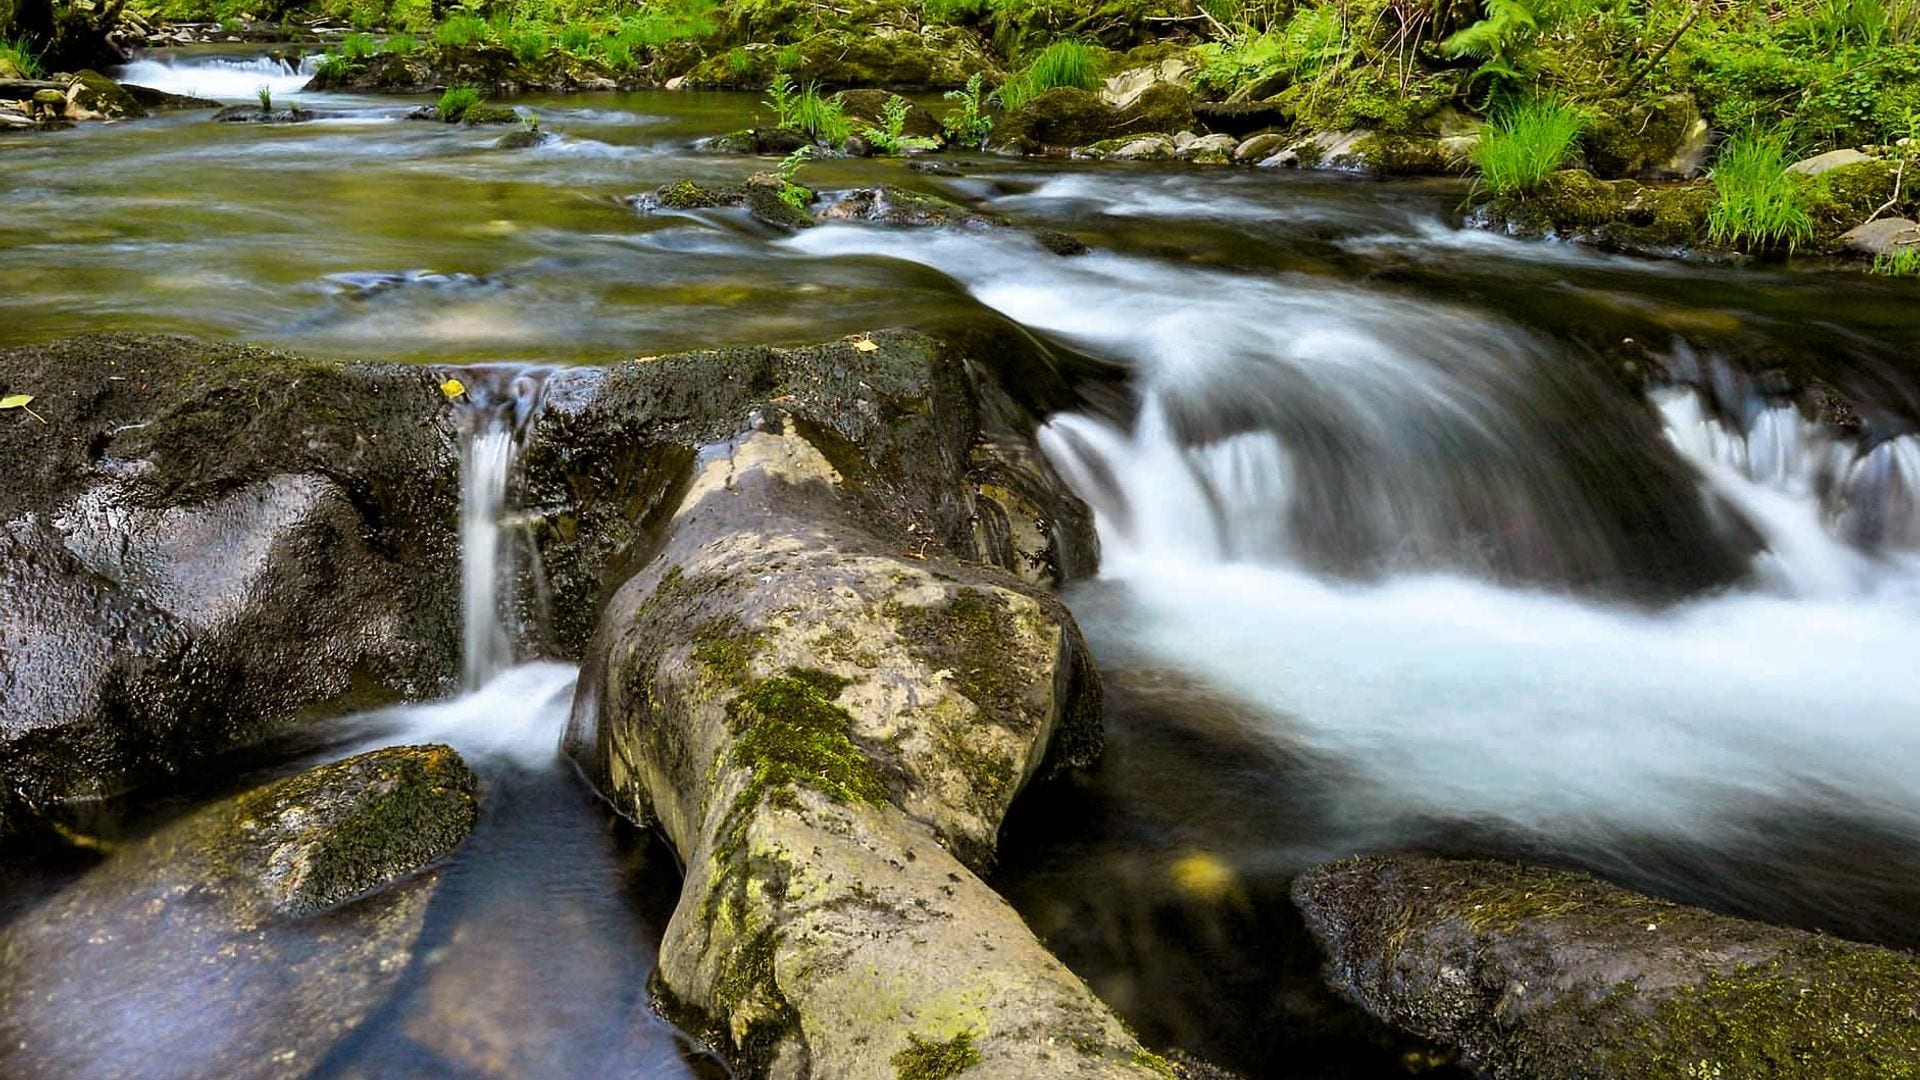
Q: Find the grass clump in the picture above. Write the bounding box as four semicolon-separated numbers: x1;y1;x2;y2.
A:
1707;128;1816;252
500;20;551;63
1872;244;1920;275
996;38;1102;110
2;35;44;78
434;13;490;47
891;1031;981;1080
792;82;852;143
1474;96;1584;195
436;84;484;122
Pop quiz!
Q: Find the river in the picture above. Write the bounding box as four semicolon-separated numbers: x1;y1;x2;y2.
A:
3;48;1918;1080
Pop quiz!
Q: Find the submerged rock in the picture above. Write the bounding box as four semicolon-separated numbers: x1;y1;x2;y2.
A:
1293;854;1920;1080
1468;169;1716;258
213;103;317;123
628;176;817;230
562;330;1158;1077
0;745;477;1079
495;127;559;150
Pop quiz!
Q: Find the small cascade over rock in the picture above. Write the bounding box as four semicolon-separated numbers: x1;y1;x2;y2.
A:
451;367;551;689
114;54;317;102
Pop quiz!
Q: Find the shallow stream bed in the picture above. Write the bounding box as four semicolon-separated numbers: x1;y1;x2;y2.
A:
4;49;1920;1080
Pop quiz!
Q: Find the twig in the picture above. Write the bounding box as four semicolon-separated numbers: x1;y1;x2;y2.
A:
1622;0;1710;97
1863;156;1909;225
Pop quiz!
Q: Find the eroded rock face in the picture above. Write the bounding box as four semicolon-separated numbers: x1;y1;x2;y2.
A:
0;744;478;1079
565;334;1162;1077
1293;854;1920;1080
0;335;461;834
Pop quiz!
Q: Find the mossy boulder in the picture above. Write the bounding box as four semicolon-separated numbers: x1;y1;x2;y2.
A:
562;330;1155;1077
816;183;1003;228
1294;854;1920;1080
836;87;944;140
686;26;990;90
1470;169;1716;257
1583;94;1710;180
119;83;221;110
628;176;816;230
1805;160;1918;244
63;69;145;120
0;745;475;1078
998;83;1195;154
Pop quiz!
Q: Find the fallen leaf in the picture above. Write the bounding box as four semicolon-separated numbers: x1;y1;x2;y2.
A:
439;378;467;400
0;394;31;409
851;337;879;353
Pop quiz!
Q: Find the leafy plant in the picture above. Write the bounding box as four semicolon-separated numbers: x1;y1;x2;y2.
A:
774;144;813;209
1193;5;1350;98
764;71;800;126
436;13;491;47
0;36;43;79
943;72;994;147
314;52;353;80
438;85;484;122
1473;96;1583;194
256;85;273;112
774;42;804;72
995;39;1102;111
1707;128;1816;252
1872;244;1920;275
1441;0;1538;95
341;31;378;59
502;21;552;63
386;33;420;54
790;82;852;144
557;24;595;52
862;94;941;153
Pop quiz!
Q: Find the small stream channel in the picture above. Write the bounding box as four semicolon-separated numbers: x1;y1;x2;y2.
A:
3;48;1919;1080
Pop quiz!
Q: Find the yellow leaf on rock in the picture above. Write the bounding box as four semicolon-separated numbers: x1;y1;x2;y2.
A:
851;336;879;353
439;378;467;400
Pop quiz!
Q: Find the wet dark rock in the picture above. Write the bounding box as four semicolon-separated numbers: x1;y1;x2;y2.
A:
1293;853;1920;1080
0;335;462;835
817;183;1003;228
627;176;817;230
0;745;475;1078
0;77;65;101
495;127;559;150
213;103;317;123
120;82;221;110
703;126;813;155
1468;170;1717;258
909;159;963;176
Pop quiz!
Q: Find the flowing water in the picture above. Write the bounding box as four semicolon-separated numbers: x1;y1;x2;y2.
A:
5;49;1920;1079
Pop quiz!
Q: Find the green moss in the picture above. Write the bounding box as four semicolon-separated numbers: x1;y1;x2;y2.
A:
896;587;1027;721
692;616;766;687
1129;1048;1178;1077
726;669;885;808
1604;942;1920;1079
892;1030;982;1079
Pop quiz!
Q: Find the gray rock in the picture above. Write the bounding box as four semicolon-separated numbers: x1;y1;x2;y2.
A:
1180;133;1239;164
1293;853;1920;1080
1786;148;1873;176
1259;129;1372;172
1839;216;1920;256
64;69;146;121
1110;135;1176;160
0;745;476;1079
1233;131;1288;163
564;331;1162;1078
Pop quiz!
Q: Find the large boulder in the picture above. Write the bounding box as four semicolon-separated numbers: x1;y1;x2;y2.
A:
996;83;1195;154
0;745;478;1079
563;330;1163;1077
1294;854;1920;1079
0;336;461;836
63;69;145;120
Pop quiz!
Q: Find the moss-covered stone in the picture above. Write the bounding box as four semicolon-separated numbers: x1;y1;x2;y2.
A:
64;69;146;120
1583;94;1709;180
1294;854;1920;1080
1473;169;1716;256
892;1030;982;1079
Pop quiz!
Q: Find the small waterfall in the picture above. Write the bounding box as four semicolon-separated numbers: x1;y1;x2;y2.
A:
1654;386;1920;596
114;54;317;102
452;369;550;690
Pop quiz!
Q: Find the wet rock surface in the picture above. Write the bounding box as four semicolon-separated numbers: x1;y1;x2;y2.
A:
1294;854;1920;1080
0;744;477;1080
0;335;461;834
562;331;1166;1077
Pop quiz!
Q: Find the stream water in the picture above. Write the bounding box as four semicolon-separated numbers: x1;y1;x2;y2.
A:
4;49;1920;1079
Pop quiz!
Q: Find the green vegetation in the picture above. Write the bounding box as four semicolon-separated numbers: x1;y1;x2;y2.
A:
995;38;1102;110
791;82;852;143
863;94;941;153
1474;96;1584;194
256;84;272;111
436;84;484;121
773;144;812;209
1707;127;1816;251
1872;244;1920;275
942;71;994;146
0;35;42;78
891;1031;981;1080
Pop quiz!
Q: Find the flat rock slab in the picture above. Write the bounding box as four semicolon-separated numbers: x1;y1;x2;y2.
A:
1294;853;1920;1080
1787;148;1873;176
1839;216;1920;256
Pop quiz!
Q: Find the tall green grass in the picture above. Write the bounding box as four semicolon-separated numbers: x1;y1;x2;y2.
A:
995;39;1102;110
790;82;852;143
1707;128;1816;251
435;14;490;47
437;85;483;121
1473;97;1584;194
1;35;43;78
